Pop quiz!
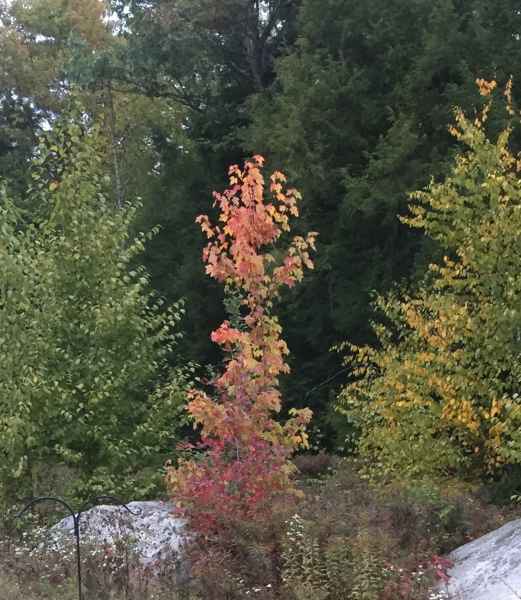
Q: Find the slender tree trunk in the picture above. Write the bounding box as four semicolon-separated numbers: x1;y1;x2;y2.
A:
105;82;124;208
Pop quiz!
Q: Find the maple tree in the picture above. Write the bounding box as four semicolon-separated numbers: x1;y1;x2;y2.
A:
166;155;316;535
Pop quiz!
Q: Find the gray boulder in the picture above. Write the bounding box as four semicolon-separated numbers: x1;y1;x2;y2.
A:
50;500;186;567
439;518;521;599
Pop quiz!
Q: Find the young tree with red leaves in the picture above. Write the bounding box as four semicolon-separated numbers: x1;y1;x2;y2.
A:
166;155;317;535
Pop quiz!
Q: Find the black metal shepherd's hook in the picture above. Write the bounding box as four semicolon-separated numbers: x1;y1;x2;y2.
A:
16;495;141;600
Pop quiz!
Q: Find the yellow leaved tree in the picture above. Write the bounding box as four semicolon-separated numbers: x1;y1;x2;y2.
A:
339;80;521;479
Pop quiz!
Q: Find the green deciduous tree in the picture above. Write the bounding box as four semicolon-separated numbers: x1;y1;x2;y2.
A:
107;0;304;371
0;106;187;503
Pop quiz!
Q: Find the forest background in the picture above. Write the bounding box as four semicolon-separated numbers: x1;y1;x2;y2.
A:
4;2;521;598
2;0;521;498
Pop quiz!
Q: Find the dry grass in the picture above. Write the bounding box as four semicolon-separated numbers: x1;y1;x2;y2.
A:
1;458;518;600
0;509;191;600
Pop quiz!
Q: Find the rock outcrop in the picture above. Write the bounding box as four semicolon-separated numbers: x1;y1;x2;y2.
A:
439;518;521;599
51;500;186;567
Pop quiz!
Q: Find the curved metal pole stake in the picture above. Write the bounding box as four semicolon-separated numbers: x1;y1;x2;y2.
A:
16;494;139;600
17;497;83;600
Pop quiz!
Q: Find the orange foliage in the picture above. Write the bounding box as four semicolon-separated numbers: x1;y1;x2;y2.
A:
166;155;316;535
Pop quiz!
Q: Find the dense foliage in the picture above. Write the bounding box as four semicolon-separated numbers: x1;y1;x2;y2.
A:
167;156;315;535
3;2;521;598
339;82;521;479
243;0;521;421
3;0;521;428
0;108;187;504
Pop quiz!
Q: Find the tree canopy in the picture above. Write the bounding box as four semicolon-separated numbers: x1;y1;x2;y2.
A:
0;105;187;503
2;0;521;470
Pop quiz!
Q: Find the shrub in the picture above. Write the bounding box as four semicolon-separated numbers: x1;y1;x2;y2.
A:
293;451;334;479
339;80;521;480
166;155;316;537
0;105;188;504
1;459;511;599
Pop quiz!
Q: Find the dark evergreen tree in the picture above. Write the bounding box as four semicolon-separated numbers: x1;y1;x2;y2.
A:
244;0;521;437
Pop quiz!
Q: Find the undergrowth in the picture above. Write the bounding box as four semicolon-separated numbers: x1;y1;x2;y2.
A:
0;458;516;599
